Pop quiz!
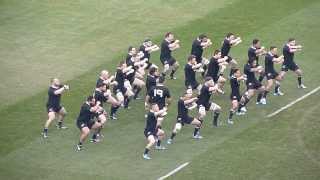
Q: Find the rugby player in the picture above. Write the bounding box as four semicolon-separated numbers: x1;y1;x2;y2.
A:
160;32;180;79
206;50;228;90
248;39;267;82
191;34;212;77
184;55;202;94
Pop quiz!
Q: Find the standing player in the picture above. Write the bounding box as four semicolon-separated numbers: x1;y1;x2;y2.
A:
184;55;202;94
146;67;159;94
206;50;228;90
220;32;242;74
167;89;201;144
76;95;103;151
191;34;212;77
248;39;267;82
143;103;167;160
42;78;69;138
160;32;180;79
196;77;222;127
145;76;171;128
139;39;160;69
227;68;247;124
279;38;306;88
264;46;285;101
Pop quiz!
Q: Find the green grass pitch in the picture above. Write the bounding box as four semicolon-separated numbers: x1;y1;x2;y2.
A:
0;0;319;179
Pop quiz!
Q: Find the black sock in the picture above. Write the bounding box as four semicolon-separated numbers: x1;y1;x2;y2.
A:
170;132;176;140
275;84;280;93
213;112;220;126
263;91;269;98
170;70;176;77
157;140;161;146
258;75;264;82
134;87;141;99
193;128;200;136
298;76;302;86
110;106;119;116
228;110;234;120
124;97;130;108
92;134;97;140
58;121;62;127
144;148;149;155
78;142;82;146
257;93;263;102
43;128;48;133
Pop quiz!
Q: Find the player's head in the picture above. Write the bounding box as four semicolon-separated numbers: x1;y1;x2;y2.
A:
87;95;95;105
226;32;235;40
187;55;196;64
232;68;241;78
51;78;61;86
204;76;214;86
143;38;152;46
97;82;107;91
270;46;278;55
213;49;221;58
249;59;257;67
151;103;159;111
118;60;126;68
157;75;166;84
100;70;109;79
252;39;260;48
165;32;174;41
198;34;208;42
288;38;296;46
149;67;157;76
128;46;137;55
184;88;193;98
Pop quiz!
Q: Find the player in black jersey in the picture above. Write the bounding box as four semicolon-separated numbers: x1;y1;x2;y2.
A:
184;55;202;94
146;67;159;94
248;39;267;82
145;76;171;127
160;32;180;79
76;95;103;151
126;46;146;99
190;34;212;77
167;89;201;144
139;39;160;70
96;70;117;88
279;38;306;88
227;68;247;124
42;78;69;138
143;103;167;160
196;77;223;127
264;46;285;101
220;33;242;74
114;61;134;109
206;50;228;90
238;59;266;113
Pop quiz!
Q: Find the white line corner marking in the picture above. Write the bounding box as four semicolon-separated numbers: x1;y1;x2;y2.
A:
158;162;190;180
267;86;320;118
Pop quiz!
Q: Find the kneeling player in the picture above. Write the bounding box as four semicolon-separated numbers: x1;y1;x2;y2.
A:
167;89;200;144
76;96;103;151
143;104;167;160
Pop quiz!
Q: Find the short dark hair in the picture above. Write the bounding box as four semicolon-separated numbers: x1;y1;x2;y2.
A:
187;55;196;61
231;68;240;75
96;82;105;88
158;75;166;83
144;38;151;43
288;38;295;42
213;49;221;55
270;46;277;50
252;39;260;45
165;32;173;38
226;33;234;38
87;95;94;102
149;67;156;75
205;76;213;82
198;34;207;40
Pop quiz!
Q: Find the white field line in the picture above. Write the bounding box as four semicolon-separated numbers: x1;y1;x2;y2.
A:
157;162;190;180
267;86;320;118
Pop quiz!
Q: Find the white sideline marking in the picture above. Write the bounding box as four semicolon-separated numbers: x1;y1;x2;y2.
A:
267;86;320;118
157;162;190;180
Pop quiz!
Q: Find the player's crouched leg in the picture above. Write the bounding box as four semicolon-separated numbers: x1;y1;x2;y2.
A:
210;103;221;127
